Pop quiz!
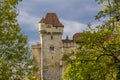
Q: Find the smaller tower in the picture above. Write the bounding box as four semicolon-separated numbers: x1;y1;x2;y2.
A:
32;43;41;79
38;13;64;80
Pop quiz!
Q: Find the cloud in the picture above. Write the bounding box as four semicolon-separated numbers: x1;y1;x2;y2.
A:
17;9;100;44
17;10;88;43
18;0;101;23
17;10;39;31
17;0;102;45
28;39;40;46
61;19;103;39
61;19;87;39
17;10;40;46
27;19;87;45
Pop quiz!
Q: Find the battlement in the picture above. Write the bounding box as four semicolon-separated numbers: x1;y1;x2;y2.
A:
32;43;41;49
38;24;63;34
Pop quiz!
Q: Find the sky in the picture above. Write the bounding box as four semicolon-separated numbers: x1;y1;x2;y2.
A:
17;0;102;45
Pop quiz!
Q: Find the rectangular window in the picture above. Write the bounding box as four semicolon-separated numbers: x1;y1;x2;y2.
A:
51;35;53;40
50;45;54;51
47;25;51;28
56;26;58;29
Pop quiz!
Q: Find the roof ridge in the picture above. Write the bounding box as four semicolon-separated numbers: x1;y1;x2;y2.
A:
39;13;64;27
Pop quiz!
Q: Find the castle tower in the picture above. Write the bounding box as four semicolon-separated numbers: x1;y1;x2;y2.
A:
38;13;64;80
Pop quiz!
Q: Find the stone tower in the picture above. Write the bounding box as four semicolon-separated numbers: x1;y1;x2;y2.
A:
38;13;64;80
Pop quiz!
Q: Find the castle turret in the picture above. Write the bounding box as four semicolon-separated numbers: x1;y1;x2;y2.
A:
38;13;64;80
38;13;64;34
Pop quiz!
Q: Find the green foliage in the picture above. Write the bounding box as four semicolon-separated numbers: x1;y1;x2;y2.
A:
95;0;120;21
62;0;120;80
63;28;120;80
0;0;37;79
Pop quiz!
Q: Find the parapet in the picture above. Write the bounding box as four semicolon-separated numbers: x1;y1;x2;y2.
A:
32;43;41;49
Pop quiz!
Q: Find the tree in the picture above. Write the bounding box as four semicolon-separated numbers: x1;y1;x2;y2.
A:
0;0;37;79
62;0;120;80
62;29;120;80
95;0;120;21
95;0;120;32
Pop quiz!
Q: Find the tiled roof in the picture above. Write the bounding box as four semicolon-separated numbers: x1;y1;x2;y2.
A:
39;13;64;27
73;33;82;39
39;18;45;23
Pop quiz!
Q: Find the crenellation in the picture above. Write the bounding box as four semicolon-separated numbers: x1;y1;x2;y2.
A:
39;23;63;34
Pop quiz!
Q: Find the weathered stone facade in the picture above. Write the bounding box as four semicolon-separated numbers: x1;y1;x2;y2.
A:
32;13;79;80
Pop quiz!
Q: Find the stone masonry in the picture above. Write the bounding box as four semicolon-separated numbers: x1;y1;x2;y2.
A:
32;13;80;80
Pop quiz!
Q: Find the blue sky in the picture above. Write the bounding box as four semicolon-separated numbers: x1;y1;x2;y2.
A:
17;0;102;45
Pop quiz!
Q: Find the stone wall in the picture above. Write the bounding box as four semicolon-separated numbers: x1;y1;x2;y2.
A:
41;33;63;80
38;23;63;33
32;13;79;80
32;43;41;79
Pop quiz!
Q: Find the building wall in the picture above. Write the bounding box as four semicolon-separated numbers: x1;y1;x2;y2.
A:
39;21;64;80
41;34;63;80
38;23;63;34
32;41;78;80
32;44;41;79
32;13;79;80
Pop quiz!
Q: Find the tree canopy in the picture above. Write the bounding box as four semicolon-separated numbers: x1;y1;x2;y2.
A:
0;0;37;79
62;0;120;80
63;29;120;80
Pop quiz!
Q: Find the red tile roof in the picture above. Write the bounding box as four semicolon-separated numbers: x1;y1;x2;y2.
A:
39;13;64;27
73;33;82;39
39;18;45;23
